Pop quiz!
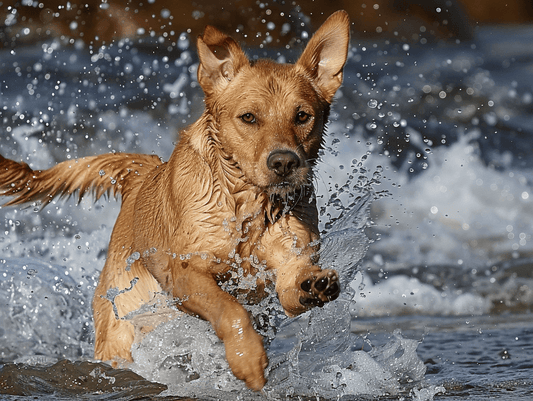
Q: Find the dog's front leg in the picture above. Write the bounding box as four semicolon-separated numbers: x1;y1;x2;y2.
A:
260;214;340;317
171;259;268;391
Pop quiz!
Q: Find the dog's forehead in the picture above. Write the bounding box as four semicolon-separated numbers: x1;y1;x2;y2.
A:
230;60;320;105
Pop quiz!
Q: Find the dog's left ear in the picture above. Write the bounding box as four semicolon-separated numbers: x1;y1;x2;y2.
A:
296;10;350;102
197;26;249;96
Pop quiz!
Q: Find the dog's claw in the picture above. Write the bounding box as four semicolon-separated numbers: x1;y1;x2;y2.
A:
299;296;324;307
298;270;340;309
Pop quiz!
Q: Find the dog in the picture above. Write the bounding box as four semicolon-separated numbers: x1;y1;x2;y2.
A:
0;10;350;390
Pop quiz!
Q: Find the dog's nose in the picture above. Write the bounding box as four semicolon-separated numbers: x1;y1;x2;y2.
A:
267;150;301;177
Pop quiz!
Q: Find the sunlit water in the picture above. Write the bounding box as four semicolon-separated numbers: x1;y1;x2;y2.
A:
0;16;532;401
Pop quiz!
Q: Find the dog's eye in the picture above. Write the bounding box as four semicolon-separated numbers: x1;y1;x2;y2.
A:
240;113;256;124
295;111;310;124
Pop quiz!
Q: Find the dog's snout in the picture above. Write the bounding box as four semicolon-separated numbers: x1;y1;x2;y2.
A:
267;150;301;177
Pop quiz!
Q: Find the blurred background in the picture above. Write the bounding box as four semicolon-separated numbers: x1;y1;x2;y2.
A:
2;0;533;48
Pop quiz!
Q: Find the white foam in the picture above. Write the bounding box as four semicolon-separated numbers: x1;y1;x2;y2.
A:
411;385;446;401
350;273;491;317
367;129;533;268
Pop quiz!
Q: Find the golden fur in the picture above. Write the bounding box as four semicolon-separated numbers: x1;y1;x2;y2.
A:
0;11;350;390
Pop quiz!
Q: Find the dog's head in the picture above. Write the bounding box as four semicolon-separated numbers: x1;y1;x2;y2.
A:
196;11;350;199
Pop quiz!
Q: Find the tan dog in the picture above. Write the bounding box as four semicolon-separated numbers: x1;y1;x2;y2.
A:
0;10;350;390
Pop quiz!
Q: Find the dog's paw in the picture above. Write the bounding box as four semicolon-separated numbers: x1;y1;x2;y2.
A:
299;269;340;308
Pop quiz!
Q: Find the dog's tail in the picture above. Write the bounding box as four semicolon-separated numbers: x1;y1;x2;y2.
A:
0;153;163;208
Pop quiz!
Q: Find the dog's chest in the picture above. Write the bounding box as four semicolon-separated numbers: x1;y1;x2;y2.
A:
217;207;266;255
193;196;270;274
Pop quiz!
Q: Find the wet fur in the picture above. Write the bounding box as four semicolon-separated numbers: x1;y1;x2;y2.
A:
0;11;350;390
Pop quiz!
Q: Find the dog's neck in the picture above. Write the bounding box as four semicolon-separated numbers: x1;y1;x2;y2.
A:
184;112;267;220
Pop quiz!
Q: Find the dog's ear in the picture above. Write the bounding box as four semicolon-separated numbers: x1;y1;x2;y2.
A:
197;26;249;96
296;10;350;102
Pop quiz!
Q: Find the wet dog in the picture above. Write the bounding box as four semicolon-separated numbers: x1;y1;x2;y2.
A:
0;10;350;390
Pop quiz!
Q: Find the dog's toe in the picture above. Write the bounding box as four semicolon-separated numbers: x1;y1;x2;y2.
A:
301;279;312;292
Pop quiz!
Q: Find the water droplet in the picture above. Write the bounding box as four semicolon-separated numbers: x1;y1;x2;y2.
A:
367;99;378;109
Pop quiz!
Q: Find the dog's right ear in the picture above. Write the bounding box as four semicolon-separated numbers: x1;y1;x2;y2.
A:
197;26;249;96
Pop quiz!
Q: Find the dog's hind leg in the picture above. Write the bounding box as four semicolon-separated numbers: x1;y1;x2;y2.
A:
92;253;161;364
93;284;135;363
172;258;268;391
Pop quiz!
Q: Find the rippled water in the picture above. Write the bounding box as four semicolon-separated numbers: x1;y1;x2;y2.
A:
0;10;533;401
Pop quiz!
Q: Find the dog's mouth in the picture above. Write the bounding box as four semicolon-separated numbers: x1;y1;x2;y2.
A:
266;180;312;204
264;181;314;223
266;181;299;201
265;175;310;196
270;180;294;189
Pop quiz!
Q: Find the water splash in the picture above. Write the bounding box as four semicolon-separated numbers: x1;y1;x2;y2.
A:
125;193;428;399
